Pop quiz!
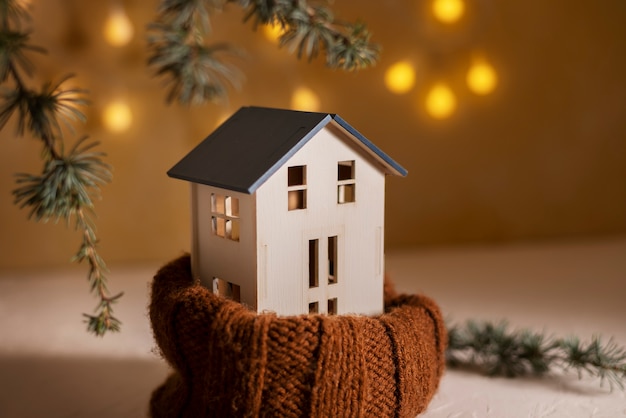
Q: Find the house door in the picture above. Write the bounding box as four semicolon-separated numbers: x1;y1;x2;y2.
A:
305;234;342;315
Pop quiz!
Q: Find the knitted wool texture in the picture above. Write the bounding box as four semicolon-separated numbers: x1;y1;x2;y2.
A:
150;255;446;418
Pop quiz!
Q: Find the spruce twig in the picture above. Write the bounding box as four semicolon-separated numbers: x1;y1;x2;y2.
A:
446;320;626;390
147;0;379;104
242;0;379;70
1;0;121;336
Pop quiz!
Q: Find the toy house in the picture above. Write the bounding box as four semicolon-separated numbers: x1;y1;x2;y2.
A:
168;106;407;316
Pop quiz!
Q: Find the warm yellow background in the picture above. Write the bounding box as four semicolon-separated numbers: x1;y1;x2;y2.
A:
1;0;625;268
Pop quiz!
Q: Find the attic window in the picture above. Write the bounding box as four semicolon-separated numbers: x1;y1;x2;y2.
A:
287;165;307;210
211;193;240;241
337;160;355;204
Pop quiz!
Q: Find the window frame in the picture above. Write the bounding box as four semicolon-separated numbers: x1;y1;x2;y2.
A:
337;160;356;204
287;165;307;211
210;193;241;241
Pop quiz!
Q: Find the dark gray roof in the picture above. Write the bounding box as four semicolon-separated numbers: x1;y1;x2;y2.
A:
167;106;407;194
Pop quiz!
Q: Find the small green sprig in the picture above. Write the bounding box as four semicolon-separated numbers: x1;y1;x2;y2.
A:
1;0;121;336
446;320;626;390
147;20;243;105
147;0;379;104
243;0;379;70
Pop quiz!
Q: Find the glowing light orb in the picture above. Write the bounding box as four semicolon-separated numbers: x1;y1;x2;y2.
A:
432;0;465;24
104;8;134;47
291;87;321;112
425;83;457;119
384;61;416;94
467;60;498;95
263;22;285;43
102;101;132;133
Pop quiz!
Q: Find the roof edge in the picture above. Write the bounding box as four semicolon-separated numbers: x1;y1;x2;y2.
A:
330;115;408;177
246;114;334;193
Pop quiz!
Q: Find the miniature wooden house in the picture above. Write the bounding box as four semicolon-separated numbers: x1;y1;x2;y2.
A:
168;106;407;316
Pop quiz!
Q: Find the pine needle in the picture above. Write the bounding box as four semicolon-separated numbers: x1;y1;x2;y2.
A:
446;319;626;390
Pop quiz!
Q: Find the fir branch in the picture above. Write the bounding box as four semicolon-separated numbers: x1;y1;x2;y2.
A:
147;20;242;104
1;0;120;336
0;30;43;81
0;0;30;27
251;1;380;70
13;137;111;222
147;0;379;104
446;320;626;390
0;75;88;140
74;206;122;336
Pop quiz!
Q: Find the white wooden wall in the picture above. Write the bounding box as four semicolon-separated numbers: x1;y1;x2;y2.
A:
255;122;386;316
191;183;258;310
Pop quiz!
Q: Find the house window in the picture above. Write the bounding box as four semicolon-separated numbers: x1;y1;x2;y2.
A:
288;165;307;210
211;193;240;241
309;239;319;288
212;277;241;302
337;160;355;204
328;236;338;284
327;298;338;315
309;301;319;314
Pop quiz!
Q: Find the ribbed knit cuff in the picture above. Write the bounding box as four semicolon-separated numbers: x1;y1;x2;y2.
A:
149;255;446;418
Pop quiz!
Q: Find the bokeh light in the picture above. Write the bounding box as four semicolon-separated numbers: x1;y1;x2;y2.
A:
467;59;498;95
102;100;132;133
263;22;285;43
425;83;457;119
432;0;465;24
384;61;416;94
104;7;134;47
291;87;321;112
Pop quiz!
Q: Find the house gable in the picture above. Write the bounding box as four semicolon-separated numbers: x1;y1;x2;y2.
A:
253;125;388;315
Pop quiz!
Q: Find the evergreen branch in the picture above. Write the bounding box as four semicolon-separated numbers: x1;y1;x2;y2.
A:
147;0;378;104
12;136;111;222
241;0;380;70
157;0;223;31
446;320;626;390
0;75;88;141
147;20;242;104
74;207;123;336
0;0;30;27
326;22;378;71
1;1;120;336
0;29;44;81
11;136;120;336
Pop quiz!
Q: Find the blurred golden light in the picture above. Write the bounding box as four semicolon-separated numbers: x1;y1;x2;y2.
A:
425;83;457;119
263;22;285;43
384;61;416;94
102;100;132;133
467;59;498;95
291;87;321;112
432;0;465;24
104;7;134;47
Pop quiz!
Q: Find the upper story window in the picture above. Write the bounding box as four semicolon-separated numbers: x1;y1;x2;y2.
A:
288;165;307;210
337;160;355;204
211;193;240;241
